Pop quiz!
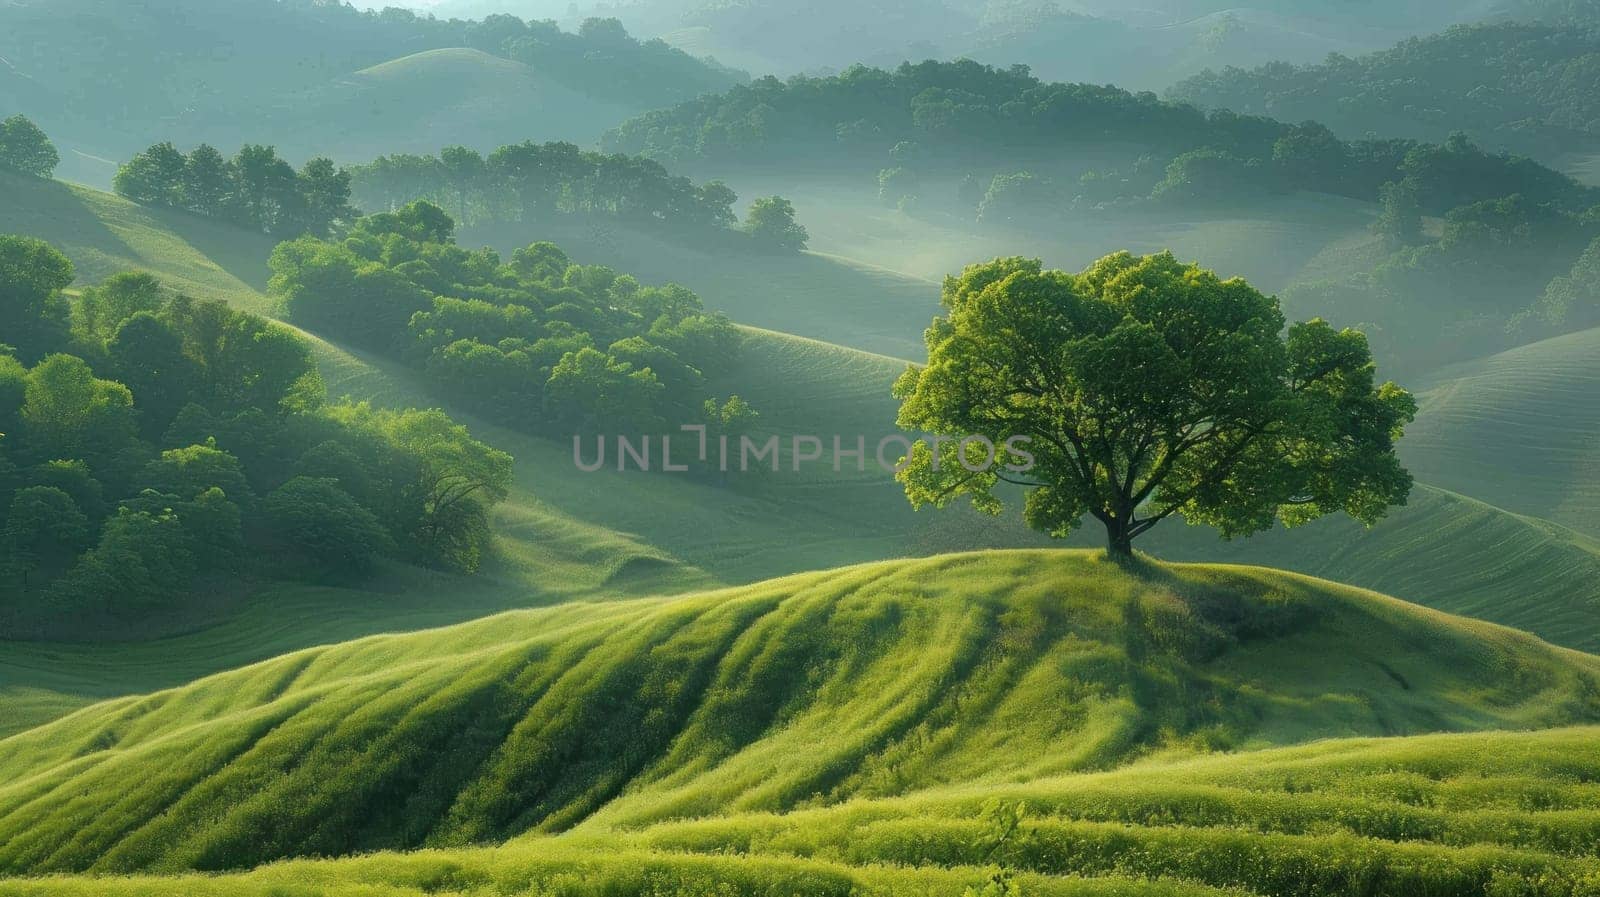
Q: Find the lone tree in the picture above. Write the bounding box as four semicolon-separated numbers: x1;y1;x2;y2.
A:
743;196;809;252
0;115;59;178
893;251;1417;557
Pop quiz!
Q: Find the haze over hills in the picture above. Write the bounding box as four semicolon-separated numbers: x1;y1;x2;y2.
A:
7;2;1600;892
1169;20;1600;166
0;0;741;187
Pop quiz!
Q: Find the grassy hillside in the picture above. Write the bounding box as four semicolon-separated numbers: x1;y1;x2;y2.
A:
1143;484;1600;653
1402;326;1600;539
0;175;1046;733
0;551;1596;878
268;49;636;162
6;171;1600;740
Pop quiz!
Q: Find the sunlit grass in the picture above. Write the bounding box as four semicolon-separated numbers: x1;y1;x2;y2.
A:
1;551;1597;879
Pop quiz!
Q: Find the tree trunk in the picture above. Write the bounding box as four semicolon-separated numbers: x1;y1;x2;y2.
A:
1105;521;1134;559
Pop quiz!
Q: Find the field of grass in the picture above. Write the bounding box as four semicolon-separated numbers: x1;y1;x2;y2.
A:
1142;484;1600;654
1402;326;1600;540
1;550;1596;883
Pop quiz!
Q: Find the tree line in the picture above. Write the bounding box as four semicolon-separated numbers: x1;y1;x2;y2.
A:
268;201;758;447
0;235;510;632
349;142;808;252
114;142;357;238
604;58;1596;217
1168;22;1600;163
466;15;745;109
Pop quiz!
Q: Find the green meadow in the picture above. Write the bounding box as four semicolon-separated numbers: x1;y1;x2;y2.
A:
5;15;1600;888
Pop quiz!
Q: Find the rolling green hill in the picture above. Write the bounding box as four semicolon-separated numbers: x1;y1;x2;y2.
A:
267;49;636;162
6;170;1600;740
0;173;1047;734
1402;326;1600;539
0;551;1596;880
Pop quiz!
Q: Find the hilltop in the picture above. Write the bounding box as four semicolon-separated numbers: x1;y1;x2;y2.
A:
1;551;1596;877
263;49;636;161
0;0;739;181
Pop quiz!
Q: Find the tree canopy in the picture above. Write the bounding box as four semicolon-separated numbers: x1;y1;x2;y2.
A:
347;141;757;249
270;202;747;436
116;143;356;237
892;251;1417;556
0;235;513;628
0;114;58;178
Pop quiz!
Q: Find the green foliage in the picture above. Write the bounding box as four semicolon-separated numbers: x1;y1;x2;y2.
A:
1372;178;1424;248
1;485;89;588
894;252;1416;555
264;477;392;579
0;114;58;178
139;443;254;507
743;196;809;252
0;234;511;622
325;404;511;573
1517;234;1600;336
1169;22;1600;161
604;59;1594;217
272;201;747;437
977;172;1067;224
1151;148;1266;205
19;354;136;467
116;143;356;237
74;271;165;343
0;235;73;363
349;142;743;244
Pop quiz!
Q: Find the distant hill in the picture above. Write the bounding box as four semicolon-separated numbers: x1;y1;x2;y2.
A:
0;0;740;176
1168;22;1600;164
1;551;1596;876
963;6;1411;90
263;49;635;160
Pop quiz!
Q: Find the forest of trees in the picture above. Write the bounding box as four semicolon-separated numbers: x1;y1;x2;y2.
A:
349;142;807;252
1286;184;1600;372
268;201;754;441
114;142;357;238
0;234;511;631
1168;23;1600;162
0;114;58;179
604;59;1596;217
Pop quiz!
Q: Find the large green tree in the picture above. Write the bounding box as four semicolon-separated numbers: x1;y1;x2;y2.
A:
893;251;1417;557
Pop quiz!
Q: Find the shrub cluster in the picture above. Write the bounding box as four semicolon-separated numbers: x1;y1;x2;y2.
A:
0;235;510;627
269;201;755;437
